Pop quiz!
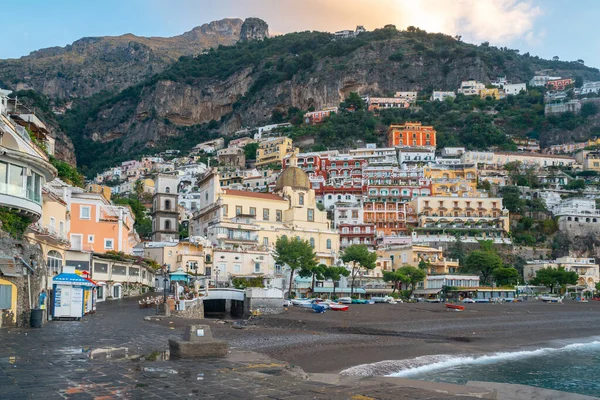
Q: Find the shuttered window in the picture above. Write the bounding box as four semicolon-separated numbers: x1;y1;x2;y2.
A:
0;285;12;309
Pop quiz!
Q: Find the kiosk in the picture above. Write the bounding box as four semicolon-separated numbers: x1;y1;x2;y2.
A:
52;266;96;320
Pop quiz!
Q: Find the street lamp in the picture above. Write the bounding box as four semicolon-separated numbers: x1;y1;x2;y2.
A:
214;266;221;288
162;264;169;303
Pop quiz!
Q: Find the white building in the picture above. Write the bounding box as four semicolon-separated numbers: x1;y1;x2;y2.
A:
431;91;456;101
503;83;527;96
254;123;292;141
545;100;581;115
441;147;466;157
457;80;485;96
529;75;561;87
394;91;418;102
333;203;364;228
461;151;576;168
524;257;599;291
552;198;600;223
396;147;436;165
576;81;600;95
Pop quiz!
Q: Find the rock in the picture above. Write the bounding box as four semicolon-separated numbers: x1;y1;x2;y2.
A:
240;18;269;42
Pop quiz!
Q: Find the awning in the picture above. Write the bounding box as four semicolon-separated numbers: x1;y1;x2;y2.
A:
53;273;96;287
313;287;366;294
413;288;442;295
0;257;20;277
84;277;98;286
365;288;395;294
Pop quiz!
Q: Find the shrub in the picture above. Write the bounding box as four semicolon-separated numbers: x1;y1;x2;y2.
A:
0;208;33;239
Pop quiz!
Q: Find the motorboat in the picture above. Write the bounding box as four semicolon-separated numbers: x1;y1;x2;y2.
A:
539;295;562;303
312;303;326;313
445;303;465;311
329;303;349;311
338;297;352;304
291;299;313;307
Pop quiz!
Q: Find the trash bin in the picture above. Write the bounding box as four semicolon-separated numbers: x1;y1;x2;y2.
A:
30;309;43;328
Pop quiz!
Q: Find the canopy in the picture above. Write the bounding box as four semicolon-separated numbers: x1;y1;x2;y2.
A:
413;288;442;295
169;268;190;282
53;273;96;287
313;287;366;294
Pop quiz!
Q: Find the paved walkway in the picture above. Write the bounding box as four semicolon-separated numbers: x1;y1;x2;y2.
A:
0;297;490;399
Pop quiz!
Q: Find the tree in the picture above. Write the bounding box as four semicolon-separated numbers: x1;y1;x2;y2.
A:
500;186;526;214
243;142;259;160
565;179;586;191
552;56;559;61
383;270;407;293
577;59;585;65
447;234;466;265
133;179;144;201
340;92;365;111
596;282;600;292
341;244;377;296
463;241;503;285
581;103;598;118
274;236;318;298
323;266;350;297
298;263;326;294
396;266;426;296
492;267;519;286
530;267;579;293
575;76;584;88
418;259;430;271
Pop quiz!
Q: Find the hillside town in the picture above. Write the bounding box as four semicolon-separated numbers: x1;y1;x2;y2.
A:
3;66;600;329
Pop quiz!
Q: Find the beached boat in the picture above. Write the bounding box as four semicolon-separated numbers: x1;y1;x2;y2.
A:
445;303;465;311
329;303;349;311
539;295;562;303
292;299;313;307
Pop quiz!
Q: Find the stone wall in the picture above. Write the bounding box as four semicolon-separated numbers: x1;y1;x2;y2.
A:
0;235;47;327
176;297;204;319
244;288;283;316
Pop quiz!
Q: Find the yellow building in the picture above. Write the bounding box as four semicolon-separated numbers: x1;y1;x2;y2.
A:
85;184;112;201
191;161;340;266
255;137;298;168
583;151;600;172
412;245;460;274
142;241;207;275
423;164;478;197
479;88;505;100
412;195;510;237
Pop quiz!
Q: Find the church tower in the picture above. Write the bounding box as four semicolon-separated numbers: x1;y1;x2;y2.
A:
151;174;179;242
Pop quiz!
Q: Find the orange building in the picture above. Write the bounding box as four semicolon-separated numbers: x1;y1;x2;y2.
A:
388;122;436;148
69;189;139;254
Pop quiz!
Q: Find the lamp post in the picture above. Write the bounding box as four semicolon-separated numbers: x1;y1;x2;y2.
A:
215;266;220;288
162;264;169;303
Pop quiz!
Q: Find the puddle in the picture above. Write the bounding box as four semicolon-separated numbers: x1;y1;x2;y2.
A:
89;347;129;360
144;350;170;361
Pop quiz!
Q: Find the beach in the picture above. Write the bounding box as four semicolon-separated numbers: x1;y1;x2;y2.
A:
202;300;600;375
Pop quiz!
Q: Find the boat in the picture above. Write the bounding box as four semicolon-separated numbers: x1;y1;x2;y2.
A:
338;297;352;304
311;303;326;313
445;303;465;311
539;295;562;303
292;299;313;307
329;303;349;311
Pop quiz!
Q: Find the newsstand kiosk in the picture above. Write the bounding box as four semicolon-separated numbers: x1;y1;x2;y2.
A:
52;266;95;320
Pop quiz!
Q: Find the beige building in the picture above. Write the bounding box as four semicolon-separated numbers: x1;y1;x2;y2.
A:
524;257;600;290
142;241;207;276
212;248;285;287
412;245;460;274
190;161;340;266
255;137;298;168
217;147;246;168
424;164;478;197
461;151;576;168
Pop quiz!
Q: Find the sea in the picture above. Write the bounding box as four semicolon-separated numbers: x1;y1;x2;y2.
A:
340;337;600;397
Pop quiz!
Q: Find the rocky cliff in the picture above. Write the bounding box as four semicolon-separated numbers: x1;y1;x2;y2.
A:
240;18;269;42
0;18;244;99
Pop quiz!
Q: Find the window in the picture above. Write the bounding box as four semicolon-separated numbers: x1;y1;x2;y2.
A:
254;263;261;273
352;210;359;218
263;208;270;221
353;227;360;233
299;193;304;206
80;206;91;220
104;239;114;250
165;199;171;210
71;234;83;251
234;264;241;273
165;187;170;193
87;235;94;243
93;262;108;274
309;237;315;247
249;207;256;216
236;206;242;215
276;210;282;222
222;205;228;217
263;237;269;247
165;220;171;231
47;250;62;273
59;221;65;235
326;239;332;249
307;208;314;222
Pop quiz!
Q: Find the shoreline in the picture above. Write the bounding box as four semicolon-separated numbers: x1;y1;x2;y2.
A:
205;301;600;375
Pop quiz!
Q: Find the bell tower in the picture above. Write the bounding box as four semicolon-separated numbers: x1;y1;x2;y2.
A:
151;174;179;242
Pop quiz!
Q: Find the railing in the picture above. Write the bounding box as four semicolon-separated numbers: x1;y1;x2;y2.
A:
30;223;70;243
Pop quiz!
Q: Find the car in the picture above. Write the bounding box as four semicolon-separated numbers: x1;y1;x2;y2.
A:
462;298;476;303
283;299;293;307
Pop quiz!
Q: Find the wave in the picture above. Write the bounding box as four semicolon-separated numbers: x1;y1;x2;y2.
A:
340;340;600;377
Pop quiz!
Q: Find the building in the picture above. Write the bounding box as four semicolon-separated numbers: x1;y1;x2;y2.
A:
503;83;527;96
431;91;456;101
479;88;505;100
367;97;410;112
423;163;478;197
142;241;206;277
440;147;466;157
304;107;337;124
334;25;366;39
583;151;600;172
545;100;581;115
513;138;540;152
228;137;255;148
217;147;245;168
394;91;418;102
457;80;485;96
254;123;292;140
388;122;436;148
338;224;376;249
524;257;599;290
191;138;225;154
255;137;298;168
190;159;340;267
396;147;436;165
69;188;138;254
576;81;600;95
461;151;576;168
412;245;460;274
529;75;561;87
90;253;156;301
552;198;600;232
151;174;180;242
544;141;588;155
546;78;574;91
212;248;282;287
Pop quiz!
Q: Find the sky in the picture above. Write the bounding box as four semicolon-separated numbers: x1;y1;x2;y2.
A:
1;0;599;68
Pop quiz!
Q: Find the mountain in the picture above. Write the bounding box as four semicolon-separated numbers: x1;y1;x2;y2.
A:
54;25;600;175
0;18;245;99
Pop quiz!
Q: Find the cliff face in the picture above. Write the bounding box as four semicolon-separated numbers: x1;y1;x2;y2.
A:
240;18;269;42
0;18;244;99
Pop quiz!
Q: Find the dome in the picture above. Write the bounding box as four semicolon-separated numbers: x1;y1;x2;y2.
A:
275;166;310;192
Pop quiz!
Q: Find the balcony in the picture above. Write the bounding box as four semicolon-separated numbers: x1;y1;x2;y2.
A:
29;223;70;245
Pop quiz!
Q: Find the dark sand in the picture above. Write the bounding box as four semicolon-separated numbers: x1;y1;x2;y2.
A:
206;300;600;374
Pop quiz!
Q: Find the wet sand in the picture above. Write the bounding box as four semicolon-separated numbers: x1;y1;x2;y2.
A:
205;300;600;374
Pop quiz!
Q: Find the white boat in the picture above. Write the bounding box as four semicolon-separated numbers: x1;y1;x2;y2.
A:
291;299;312;307
338;297;352;304
539;295;562;303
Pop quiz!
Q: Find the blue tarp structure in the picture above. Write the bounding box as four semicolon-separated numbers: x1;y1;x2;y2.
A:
53;273;96;287
169;268;190;283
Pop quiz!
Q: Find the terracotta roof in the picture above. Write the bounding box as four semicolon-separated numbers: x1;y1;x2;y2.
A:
223;189;285;201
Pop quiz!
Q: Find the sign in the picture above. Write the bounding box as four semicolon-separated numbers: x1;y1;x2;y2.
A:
196;329;205;337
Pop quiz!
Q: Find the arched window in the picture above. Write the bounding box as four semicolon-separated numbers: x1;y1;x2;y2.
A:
165;199;171;210
299;193;305;206
165;187;170;193
47;251;62;273
310;238;315;248
165;220;171;231
326;239;332;249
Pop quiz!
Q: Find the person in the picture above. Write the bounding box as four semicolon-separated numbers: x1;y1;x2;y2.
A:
39;290;47;310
